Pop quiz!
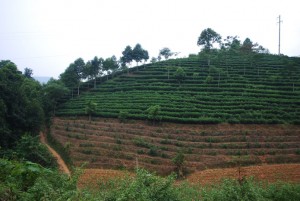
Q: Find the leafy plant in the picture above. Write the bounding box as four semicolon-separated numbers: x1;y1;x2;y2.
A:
146;105;162;125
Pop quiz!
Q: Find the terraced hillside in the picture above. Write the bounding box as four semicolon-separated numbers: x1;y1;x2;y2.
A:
56;53;300;124
51;117;300;175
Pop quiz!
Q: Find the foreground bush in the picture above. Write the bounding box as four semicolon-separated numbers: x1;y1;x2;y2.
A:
1;159;300;200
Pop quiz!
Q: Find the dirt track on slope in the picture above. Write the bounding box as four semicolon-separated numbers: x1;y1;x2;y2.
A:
40;132;71;176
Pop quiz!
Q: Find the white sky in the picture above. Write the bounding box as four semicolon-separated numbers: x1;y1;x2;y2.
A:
0;0;299;78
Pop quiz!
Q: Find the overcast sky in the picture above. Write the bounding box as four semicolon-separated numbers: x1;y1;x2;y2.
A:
1;0;299;78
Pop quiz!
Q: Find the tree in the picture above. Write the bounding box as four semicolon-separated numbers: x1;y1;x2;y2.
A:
85;100;97;121
142;49;149;65
24;67;33;78
121;45;133;67
197;28;221;51
172;151;185;178
222;36;241;52
60;65;77;98
43;79;69;116
240;38;256;54
103;56;119;79
174;67;186;85
150;57;157;63
159;47;173;60
132;43;144;67
146;105;162;125
15;134;56;167
0;61;45;148
60;58;85;96
84;56;103;88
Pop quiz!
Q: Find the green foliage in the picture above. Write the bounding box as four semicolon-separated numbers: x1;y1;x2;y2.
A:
0;159;92;200
60;58;85;96
172;151;185;178
172;151;185;167
43;78;69;116
23;67;33;78
0;61;45;148
197;28;222;51
118;110;129;123
174;67;186;84
94;169;300;201
14;134;56;168
159;47;173;60
132;44;144;64
1;160;300;201
121;45;134;66
146;105;162;124
84;56;104;88
56;53;300;125
103;56;119;76
85;100;97;121
101;168;179;201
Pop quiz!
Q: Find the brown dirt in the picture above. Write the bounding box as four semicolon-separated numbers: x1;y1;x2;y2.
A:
187;163;300;185
77;163;300;189
50;117;300;176
78;168;132;189
40;132;71;176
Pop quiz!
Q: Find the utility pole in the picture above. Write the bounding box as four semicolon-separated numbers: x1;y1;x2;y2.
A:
277;15;282;55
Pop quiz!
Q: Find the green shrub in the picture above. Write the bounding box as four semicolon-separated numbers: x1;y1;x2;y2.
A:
118;110;129;123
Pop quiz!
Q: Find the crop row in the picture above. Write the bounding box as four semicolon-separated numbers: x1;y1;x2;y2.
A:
50;117;300;173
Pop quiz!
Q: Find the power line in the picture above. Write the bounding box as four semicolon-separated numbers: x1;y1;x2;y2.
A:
277;15;282;55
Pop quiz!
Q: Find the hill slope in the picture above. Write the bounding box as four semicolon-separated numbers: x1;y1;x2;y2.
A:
56;52;300;124
50;117;300;175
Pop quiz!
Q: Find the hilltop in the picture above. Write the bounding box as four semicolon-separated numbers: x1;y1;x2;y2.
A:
56;52;300;124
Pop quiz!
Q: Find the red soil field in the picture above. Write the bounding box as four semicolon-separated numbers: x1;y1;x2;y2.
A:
78;163;300;189
50;117;300;184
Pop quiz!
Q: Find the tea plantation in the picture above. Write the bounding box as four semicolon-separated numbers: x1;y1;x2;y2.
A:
56;52;300;124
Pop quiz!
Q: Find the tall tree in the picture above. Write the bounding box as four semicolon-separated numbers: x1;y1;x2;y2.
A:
60;65;77;98
197;28;221;51
84;56;103;88
121;45;133;67
142;49;149;65
103;56;119;79
174;67;186;85
159;47;173;60
222;36;241;52
43;79;69;116
60;58;85;96
24;67;33;78
0;61;44;148
132;43;144;67
240;38;256;54
85;100;97;121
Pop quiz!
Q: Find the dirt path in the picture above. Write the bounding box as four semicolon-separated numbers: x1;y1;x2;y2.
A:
40;133;71;176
